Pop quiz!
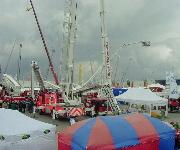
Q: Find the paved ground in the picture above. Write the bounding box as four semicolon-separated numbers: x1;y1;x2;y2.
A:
164;112;180;124
26;112;180;133
26;113;70;132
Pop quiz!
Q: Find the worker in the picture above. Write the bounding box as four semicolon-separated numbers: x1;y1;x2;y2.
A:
10;101;16;110
18;101;23;112
2;102;8;109
32;104;36;118
22;101;26;113
94;101;99;116
0;100;2;108
70;117;76;125
52;109;56;120
28;100;34;114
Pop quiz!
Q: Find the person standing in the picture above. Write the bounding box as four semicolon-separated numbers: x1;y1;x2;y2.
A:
70;117;76;125
2;102;6;108
32;104;36;118
28;100;34;114
0;100;2;108
18;101;23;112
22;101;26;113
10;101;16;110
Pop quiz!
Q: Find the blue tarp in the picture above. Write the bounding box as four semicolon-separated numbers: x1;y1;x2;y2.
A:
113;88;128;96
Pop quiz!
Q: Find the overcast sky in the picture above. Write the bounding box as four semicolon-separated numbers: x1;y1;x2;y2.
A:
1;0;180;83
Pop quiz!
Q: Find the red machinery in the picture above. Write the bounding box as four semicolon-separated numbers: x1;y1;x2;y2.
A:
36;92;84;119
29;0;59;86
168;98;180;112
36;90;64;115
83;92;112;117
0;74;32;103
1;96;31;102
32;61;84;118
29;0;85;119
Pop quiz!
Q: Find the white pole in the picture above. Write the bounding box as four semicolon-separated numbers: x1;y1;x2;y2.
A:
99;0;106;84
99;0;112;114
66;0;77;100
165;103;168;117
31;61;34;100
149;104;152;116
99;0;112;85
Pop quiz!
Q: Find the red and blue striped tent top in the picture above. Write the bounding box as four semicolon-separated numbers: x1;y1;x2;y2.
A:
58;113;175;150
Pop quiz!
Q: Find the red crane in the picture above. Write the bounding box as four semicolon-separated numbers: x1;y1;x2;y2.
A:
29;0;59;85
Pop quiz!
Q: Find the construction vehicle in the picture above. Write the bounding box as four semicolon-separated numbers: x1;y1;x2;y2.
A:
1;74;21;96
98;0;121;115
28;0;84;118
68;0;122;116
53;0;84;118
82;92;112;117
0;74;31;102
31;61;62;115
29;0;121;118
32;61;84;118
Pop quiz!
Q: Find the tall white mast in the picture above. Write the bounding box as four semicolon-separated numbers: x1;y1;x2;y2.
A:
99;0;121;115
99;0;112;85
62;0;77;98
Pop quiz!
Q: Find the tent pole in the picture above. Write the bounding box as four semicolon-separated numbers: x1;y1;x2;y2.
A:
149;104;152;116
165;103;168;117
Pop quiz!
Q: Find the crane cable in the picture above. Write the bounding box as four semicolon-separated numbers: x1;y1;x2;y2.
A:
4;39;17;74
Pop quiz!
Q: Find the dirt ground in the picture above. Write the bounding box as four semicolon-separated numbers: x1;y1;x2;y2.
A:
26;112;180;133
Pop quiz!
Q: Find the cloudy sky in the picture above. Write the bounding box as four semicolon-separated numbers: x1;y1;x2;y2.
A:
1;0;180;83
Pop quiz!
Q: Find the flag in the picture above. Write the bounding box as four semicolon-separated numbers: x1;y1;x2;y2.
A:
169;81;179;99
168;72;179;99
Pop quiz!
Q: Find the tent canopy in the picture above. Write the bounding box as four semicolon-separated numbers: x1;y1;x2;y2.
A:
0;109;55;136
115;88;168;105
0;109;56;150
58;113;175;150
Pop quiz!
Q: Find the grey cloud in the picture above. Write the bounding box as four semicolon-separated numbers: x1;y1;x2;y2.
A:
1;0;180;83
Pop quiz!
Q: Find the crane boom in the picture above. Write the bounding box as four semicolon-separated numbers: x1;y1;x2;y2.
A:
62;0;78;98
99;0;121;115
99;0;111;84
29;0;59;85
1;74;21;96
31;61;45;90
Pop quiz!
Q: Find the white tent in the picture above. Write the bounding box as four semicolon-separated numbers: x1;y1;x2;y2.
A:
0;109;56;150
115;88;168;105
115;88;168;116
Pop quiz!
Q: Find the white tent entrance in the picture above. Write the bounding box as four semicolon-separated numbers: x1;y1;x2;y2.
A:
115;88;168;117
